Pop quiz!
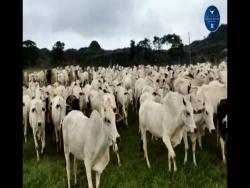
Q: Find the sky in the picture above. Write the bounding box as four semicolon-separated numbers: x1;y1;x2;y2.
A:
23;0;227;50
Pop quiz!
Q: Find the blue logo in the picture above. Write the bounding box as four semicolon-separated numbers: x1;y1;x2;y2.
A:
204;5;220;32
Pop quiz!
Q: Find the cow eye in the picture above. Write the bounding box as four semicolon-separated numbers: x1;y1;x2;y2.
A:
163;79;165;82
104;118;111;124
32;108;35;113
186;111;190;116
156;79;159;83
79;92;83;96
42;107;45;112
206;111;208;115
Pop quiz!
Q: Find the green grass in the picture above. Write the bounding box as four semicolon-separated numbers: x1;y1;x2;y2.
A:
23;110;227;188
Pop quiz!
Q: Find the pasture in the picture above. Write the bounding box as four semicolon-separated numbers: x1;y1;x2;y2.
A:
23;108;227;188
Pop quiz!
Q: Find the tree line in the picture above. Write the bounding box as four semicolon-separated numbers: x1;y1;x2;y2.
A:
23;24;227;68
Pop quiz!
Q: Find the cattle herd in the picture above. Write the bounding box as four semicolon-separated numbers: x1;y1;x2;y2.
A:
23;61;228;188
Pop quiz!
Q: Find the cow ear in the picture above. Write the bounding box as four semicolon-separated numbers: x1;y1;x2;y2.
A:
183;97;186;106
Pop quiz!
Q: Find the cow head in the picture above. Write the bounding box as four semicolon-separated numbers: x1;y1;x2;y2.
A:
30;99;45;128
182;97;196;133
202;101;215;133
103;98;120;148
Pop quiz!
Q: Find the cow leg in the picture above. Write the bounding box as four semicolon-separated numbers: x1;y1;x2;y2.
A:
32;129;40;161
116;151;121;167
168;152;171;171
59;130;62;150
52;126;55;143
114;145;121;167
198;135;202;150
162;136;176;171
41;130;46;154
134;97;138;113
24;118;27;143
65;152;71;188
95;171;101;188
192;138;197;166
173;157;177;172
141;130;151;168
183;131;189;164
55;125;59;152
216;117;219;147
74;157;77;185
84;161;93;188
220;137;226;164
122;105;128;126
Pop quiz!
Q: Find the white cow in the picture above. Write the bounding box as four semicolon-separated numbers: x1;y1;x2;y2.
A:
23;95;31;143
173;77;191;95
51;96;66;151
79;71;89;86
196;81;227;114
62;99;120;188
139;91;161;105
139;92;196;171
29;98;46;161
183;94;216;166
116;87;133;126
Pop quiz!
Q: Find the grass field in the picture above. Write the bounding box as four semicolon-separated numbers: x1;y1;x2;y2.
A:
23;109;227;188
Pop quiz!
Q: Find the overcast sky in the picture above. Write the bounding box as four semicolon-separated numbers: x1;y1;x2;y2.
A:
23;0;227;50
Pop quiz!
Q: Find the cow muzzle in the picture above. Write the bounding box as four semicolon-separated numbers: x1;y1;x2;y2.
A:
194;128;197;133
116;137;121;144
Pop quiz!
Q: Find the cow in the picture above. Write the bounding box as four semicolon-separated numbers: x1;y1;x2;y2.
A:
46;69;52;85
66;95;80;115
173;77;191;95
23;94;31;143
51;96;66;151
139;91;196;171
182;94;216;166
217;98;227;164
116;86;133;126
79;71;89;86
62;99;120;188
29;98;46;161
140;91;161;106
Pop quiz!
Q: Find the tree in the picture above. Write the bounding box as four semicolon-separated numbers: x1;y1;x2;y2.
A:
130;40;136;59
86;40;102;56
23;40;38;67
23;40;37;48
137;38;151;49
161;35;171;49
51;41;65;65
153;36;162;50
88;41;101;51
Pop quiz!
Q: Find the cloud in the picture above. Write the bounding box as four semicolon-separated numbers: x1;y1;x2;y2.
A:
23;0;227;50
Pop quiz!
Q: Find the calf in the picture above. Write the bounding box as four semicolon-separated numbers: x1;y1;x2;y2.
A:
29;98;46;161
